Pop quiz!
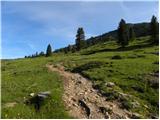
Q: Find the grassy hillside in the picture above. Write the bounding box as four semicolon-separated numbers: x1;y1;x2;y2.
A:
2;36;159;118
55;22;152;52
1;58;71;118
60;36;159;118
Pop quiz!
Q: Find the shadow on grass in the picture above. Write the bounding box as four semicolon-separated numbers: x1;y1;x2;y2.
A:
81;43;157;55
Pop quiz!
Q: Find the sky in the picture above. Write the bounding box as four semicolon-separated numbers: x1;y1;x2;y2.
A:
1;1;159;59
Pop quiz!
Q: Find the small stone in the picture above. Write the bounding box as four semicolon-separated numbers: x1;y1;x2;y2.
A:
131;113;142;119
76;80;82;85
105;112;110;119
131;101;140;108
144;105;149;109
79;92;84;95
151;115;158;119
71;97;76;102
30;93;35;97
71;76;74;80
105;82;115;87
109;104;116;108
4;102;17;108
72;103;78;107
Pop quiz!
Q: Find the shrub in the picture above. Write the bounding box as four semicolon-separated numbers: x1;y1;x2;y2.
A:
120;97;133;110
71;61;105;73
111;55;122;59
137;55;145;58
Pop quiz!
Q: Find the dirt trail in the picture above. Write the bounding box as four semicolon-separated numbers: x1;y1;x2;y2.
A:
46;64;132;119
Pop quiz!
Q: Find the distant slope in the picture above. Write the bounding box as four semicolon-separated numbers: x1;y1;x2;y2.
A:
55;22;151;53
86;22;151;45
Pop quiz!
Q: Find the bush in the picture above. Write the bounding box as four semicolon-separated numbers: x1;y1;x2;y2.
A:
127;54;137;59
71;61;105;73
120;97;133;110
131;85;144;93
137;55;145;58
111;55;122;59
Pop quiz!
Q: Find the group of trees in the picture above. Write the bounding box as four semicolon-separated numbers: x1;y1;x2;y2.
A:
25;44;53;58
74;15;158;50
150;15;159;44
24;51;45;58
117;19;135;47
117;15;158;47
25;15;158;58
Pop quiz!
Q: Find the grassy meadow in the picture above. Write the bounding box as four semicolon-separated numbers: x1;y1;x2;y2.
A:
1;58;71;118
1;36;159;118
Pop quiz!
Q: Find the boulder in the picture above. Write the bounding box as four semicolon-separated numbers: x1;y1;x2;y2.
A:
25;91;51;111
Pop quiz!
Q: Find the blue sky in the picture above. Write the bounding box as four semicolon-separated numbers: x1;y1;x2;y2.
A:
1;1;159;59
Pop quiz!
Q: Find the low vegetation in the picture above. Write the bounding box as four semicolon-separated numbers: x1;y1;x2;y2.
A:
53;36;158;118
2;16;159;118
1;58;71;119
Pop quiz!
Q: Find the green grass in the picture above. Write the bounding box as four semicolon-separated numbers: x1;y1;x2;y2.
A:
52;36;159;118
2;36;159;118
1;58;71;119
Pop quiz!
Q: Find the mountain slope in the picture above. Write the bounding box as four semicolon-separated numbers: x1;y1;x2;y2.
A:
56;36;159;118
55;22;151;53
2;35;159;119
86;22;151;45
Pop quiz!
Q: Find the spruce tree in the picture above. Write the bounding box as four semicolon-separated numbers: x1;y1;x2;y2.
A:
150;15;159;44
129;26;135;41
75;27;85;51
46;44;52;57
117;19;129;47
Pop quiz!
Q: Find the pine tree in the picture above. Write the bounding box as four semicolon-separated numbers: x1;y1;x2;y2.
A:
75;27;85;51
117;19;129;47
129;26;135;41
46;44;52;57
150;15;159;44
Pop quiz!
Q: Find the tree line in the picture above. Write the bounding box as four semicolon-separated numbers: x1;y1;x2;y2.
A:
117;15;158;47
25;15;158;58
24;44;52;58
55;15;158;54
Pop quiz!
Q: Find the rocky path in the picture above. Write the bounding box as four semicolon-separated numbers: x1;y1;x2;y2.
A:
46;64;132;119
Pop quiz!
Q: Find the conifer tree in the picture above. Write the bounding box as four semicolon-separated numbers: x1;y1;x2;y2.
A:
129;26;135;41
75;27;85;51
117;19;129;47
46;44;52;57
150;15;159;44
